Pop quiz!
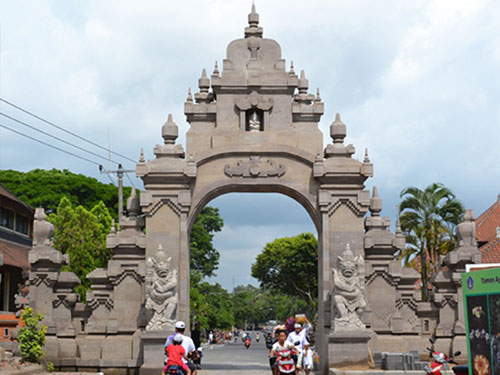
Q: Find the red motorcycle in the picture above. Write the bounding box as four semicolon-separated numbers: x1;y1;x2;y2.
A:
425;339;461;375
165;365;183;375
244;337;251;349
275;349;296;374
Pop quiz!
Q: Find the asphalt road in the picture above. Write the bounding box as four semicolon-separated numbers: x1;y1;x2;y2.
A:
199;334;271;375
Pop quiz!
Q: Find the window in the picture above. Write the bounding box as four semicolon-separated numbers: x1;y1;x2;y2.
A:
15;215;29;235
0;208;14;229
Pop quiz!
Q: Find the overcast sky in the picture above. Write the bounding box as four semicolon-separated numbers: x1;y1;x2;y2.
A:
1;0;499;290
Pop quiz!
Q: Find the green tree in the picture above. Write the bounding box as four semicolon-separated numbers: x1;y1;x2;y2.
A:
190;273;234;331
398;182;464;301
49;197;113;299
0;169;131;220
251;233;318;309
18;307;46;363
190;206;224;277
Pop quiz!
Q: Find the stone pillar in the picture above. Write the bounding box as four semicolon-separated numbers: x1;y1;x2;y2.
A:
28;208;77;359
430;210;481;357
314;114;373;370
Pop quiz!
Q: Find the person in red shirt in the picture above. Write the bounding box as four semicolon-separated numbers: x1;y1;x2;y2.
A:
163;335;191;375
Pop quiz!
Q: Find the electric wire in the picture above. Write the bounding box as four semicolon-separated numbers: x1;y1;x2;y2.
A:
0;122;101;166
125;171;137;189
0;97;137;163
0;111;123;165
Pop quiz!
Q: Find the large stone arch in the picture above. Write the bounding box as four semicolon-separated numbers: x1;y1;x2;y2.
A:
136;5;373;373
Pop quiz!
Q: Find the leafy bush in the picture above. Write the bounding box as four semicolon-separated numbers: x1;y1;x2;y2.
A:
18;307;46;363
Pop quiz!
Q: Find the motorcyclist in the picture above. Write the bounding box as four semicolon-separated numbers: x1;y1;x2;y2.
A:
270;329;299;375
164;321;198;375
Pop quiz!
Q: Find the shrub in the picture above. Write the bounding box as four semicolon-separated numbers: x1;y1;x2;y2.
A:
18;307;46;363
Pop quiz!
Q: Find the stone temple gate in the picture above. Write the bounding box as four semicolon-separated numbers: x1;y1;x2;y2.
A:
137;5;375;372
27;5;480;375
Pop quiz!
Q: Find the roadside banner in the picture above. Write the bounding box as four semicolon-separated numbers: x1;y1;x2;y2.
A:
462;267;500;375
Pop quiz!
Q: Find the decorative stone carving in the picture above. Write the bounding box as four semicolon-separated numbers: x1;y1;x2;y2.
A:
145;245;178;331
332;244;366;331
248;111;261;132
33;207;54;246
224;156;285;178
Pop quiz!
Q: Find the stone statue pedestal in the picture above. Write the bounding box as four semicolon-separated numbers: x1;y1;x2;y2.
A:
140;330;172;375
328;330;373;367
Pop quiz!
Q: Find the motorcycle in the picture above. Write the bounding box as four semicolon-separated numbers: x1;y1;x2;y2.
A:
244;337;251;349
275;349;296;374
256;333;261;342
425;338;461;375
165;365;183;375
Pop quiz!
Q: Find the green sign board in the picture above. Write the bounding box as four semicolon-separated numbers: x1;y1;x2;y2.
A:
462;267;500;375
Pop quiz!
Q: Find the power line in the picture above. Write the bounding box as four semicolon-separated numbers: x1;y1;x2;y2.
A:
0;122;101;166
0;111;123;165
0;97;137;163
125;171;137;189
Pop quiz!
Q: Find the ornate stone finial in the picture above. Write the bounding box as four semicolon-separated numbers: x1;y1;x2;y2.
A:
244;1;263;38
33;207;54;246
315;88;322;102
139;148;145;163
198;69;210;94
330;113;347;144
289;60;295;75
213;61;220;76
186;88;193;103
126;188;140;218
110;219;116;234
456;209;477;247
364;148;370;163
161;114;178;145
298;70;309;94
396;219;402;235
369;186;382;217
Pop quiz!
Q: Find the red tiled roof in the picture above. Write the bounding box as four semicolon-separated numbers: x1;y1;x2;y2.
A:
0;239;30;268
476;197;500;264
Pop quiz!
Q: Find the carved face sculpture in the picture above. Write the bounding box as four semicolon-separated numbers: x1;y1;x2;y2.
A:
338;246;358;279
153;251;171;278
340;259;357;279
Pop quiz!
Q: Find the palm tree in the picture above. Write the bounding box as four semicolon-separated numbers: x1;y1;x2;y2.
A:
398;183;464;301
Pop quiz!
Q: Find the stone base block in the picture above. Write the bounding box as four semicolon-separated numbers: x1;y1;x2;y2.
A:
329;330;372;366
140;330;172;375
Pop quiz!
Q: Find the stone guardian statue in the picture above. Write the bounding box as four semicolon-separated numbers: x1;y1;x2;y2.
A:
331;244;366;331
248;110;261;132
145;245;178;331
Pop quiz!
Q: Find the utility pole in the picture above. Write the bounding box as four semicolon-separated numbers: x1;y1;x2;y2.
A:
99;164;135;222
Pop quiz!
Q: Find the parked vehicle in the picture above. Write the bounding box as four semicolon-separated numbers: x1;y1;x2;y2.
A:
425;338;461;375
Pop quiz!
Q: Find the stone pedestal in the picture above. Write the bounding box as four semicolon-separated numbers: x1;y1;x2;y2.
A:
140;330;172;375
328;330;373;366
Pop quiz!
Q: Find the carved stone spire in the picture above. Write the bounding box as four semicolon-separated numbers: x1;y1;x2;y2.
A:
369;186;382;217
186;88;193;103
126;188;140;218
330;113;346;144
289;60;295;75
245;2;263;38
139;148;145;163
364;148;370;163
162;114;178;145
213;61;220;77
315;88;322;102
198;69;210;94
298;70;308;95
